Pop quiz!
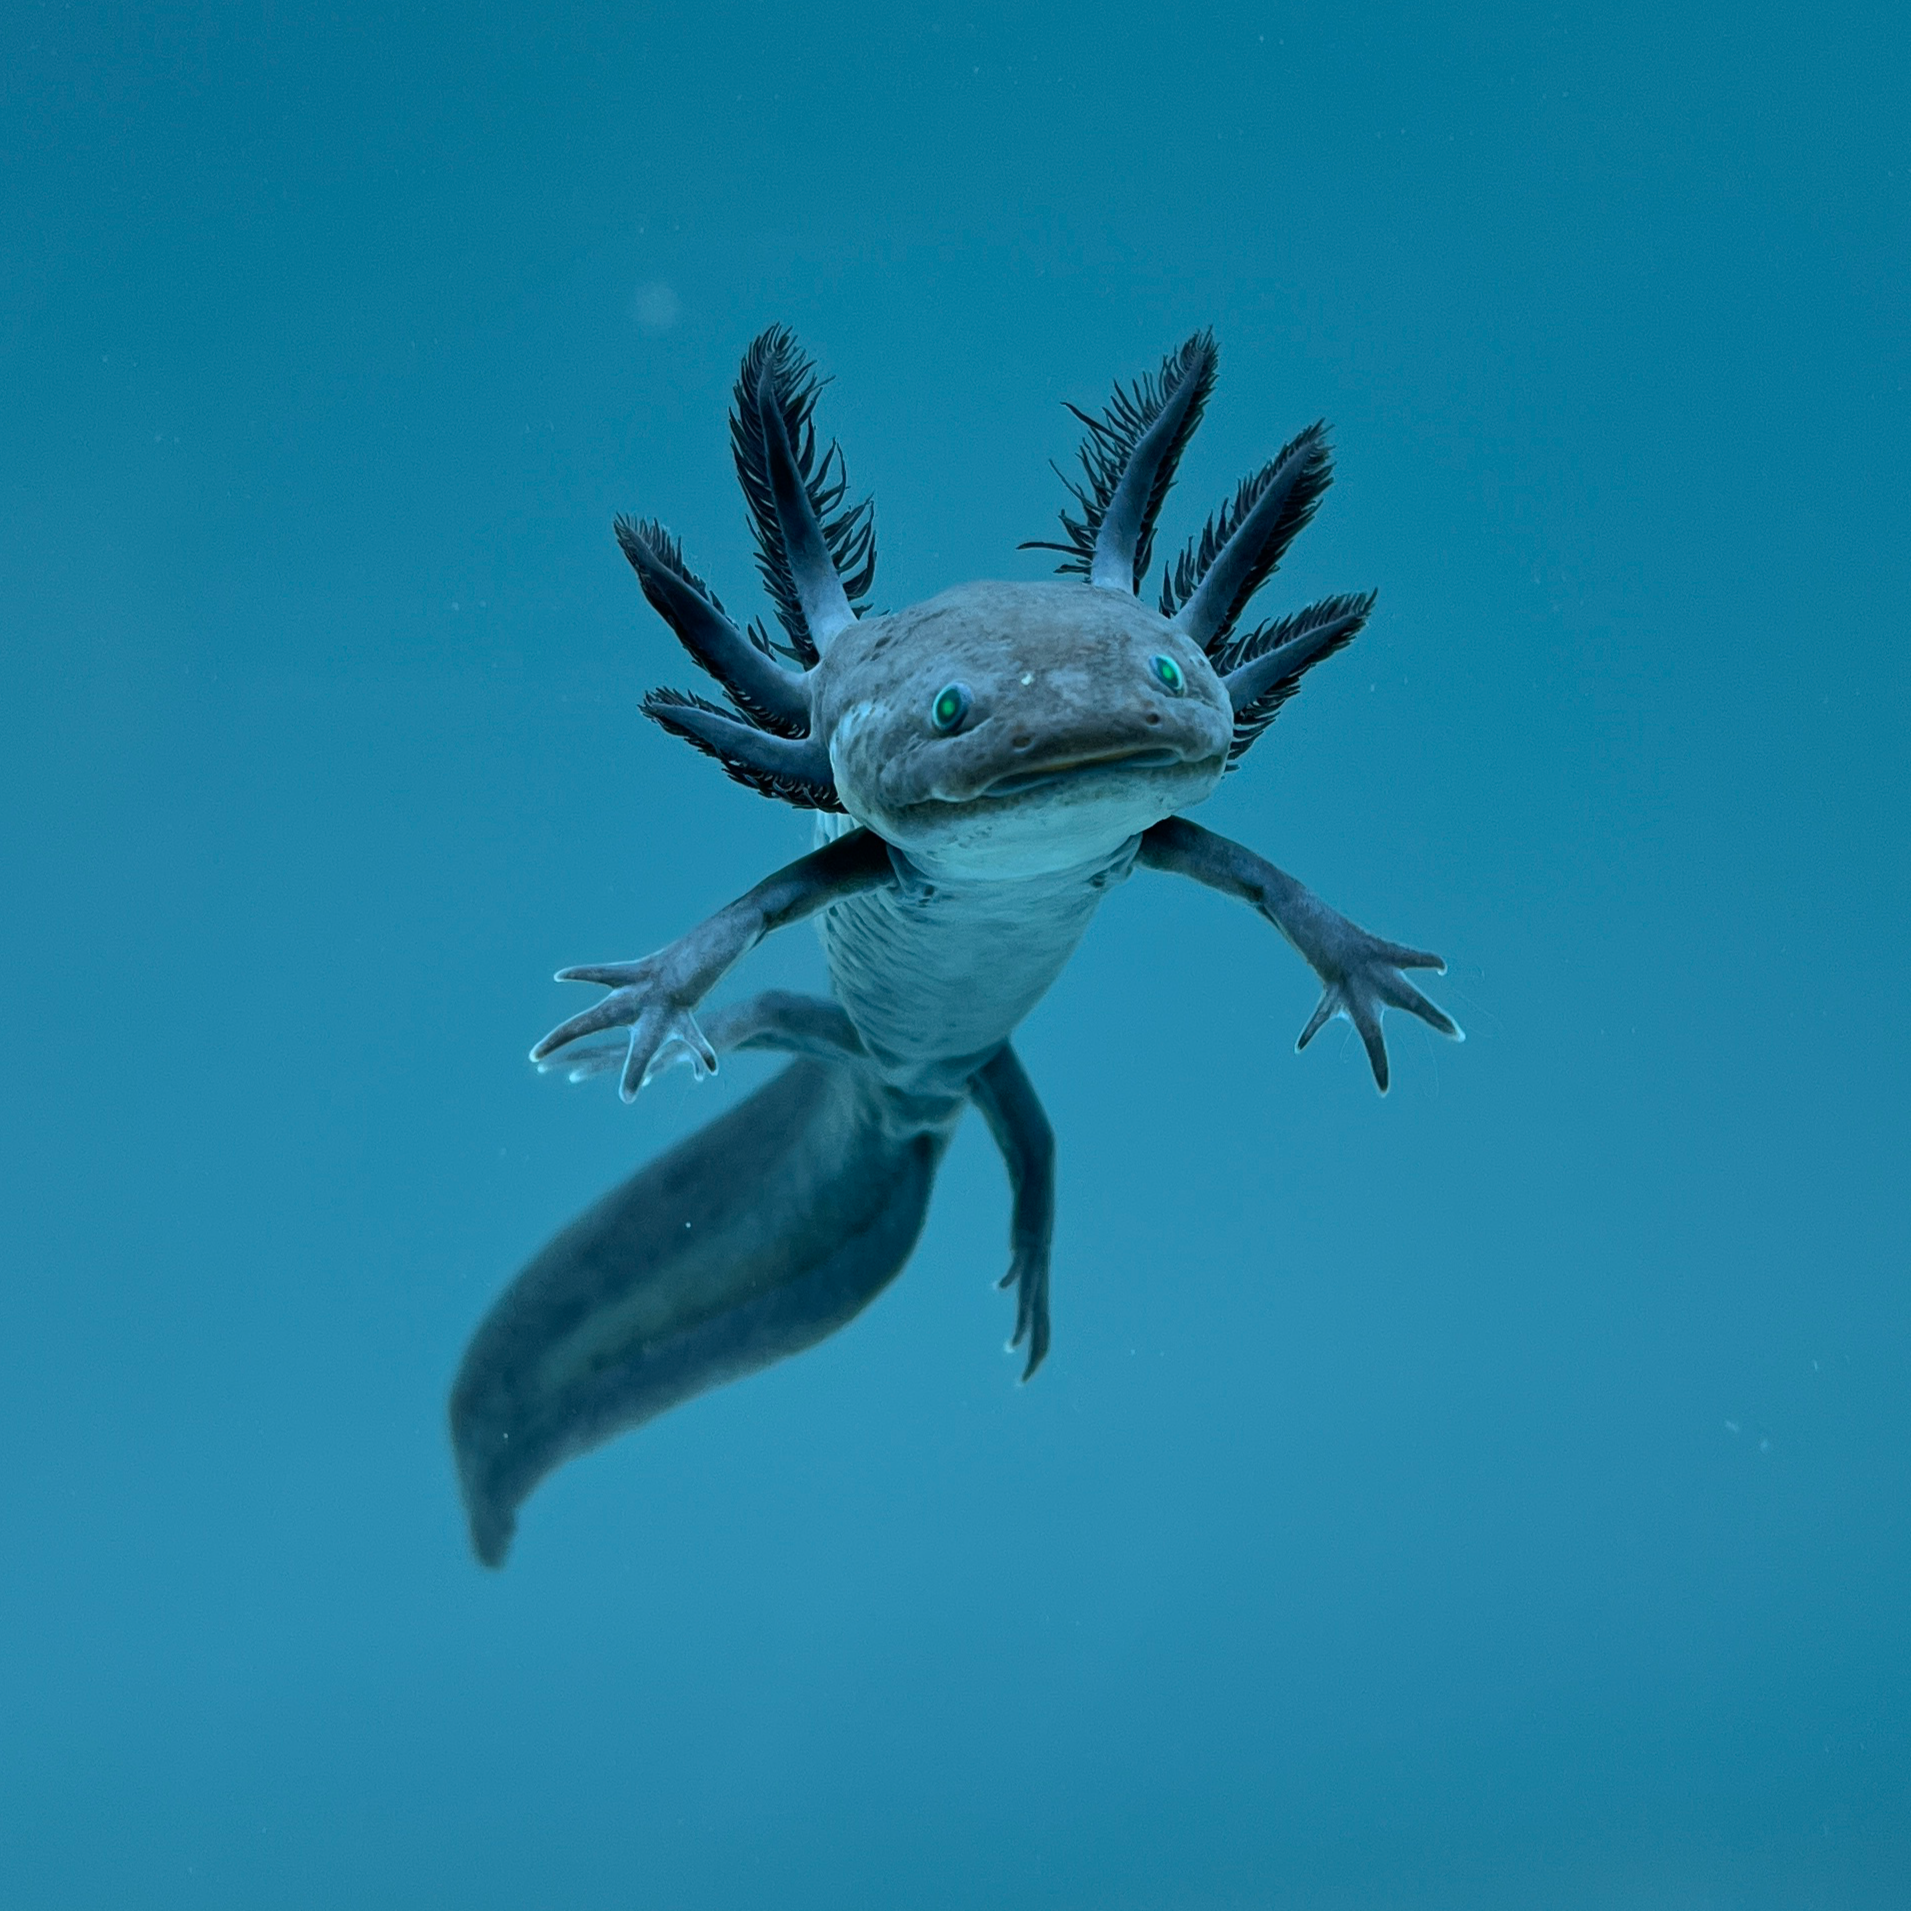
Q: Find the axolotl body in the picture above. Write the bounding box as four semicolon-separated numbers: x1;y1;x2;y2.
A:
449;329;1459;1566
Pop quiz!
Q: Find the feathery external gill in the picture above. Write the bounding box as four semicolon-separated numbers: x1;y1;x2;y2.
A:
641;688;844;811
1159;424;1333;654
1022;332;1218;594
730;327;876;664
614;517;811;737
1216;591;1375;766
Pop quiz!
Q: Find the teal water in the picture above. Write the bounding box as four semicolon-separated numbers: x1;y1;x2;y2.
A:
4;3;1907;1904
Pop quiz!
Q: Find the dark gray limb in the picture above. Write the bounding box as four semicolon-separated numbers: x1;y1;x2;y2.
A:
530;829;897;1101
1138;817;1461;1095
704;990;867;1061
539;990;867;1082
971;1042;1055;1380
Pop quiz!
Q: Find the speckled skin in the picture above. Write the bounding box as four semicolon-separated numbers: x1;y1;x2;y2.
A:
817;579;1229;870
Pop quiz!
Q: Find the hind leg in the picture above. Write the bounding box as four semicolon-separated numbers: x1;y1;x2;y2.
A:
971;1043;1055;1380
538;989;867;1080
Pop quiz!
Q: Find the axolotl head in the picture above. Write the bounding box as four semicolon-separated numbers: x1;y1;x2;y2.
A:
810;579;1232;880
629;331;1370;878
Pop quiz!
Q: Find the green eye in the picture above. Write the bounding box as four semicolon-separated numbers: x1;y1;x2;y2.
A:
1150;653;1185;694
930;681;972;732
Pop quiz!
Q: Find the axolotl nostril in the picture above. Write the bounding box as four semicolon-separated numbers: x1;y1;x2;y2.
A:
448;327;1462;1567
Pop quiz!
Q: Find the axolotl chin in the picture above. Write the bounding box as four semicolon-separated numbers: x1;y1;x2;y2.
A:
449;328;1460;1566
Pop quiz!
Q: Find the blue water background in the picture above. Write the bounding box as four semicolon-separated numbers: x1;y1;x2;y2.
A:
3;3;1907;1903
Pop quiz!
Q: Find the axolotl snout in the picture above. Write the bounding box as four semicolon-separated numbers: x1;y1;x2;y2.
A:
447;328;1460;1566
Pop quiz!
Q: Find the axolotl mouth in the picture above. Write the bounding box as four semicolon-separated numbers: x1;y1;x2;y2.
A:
977;746;1185;800
879;732;1226;882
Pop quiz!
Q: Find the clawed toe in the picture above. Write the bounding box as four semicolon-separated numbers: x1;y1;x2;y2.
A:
1296;988;1342;1050
1003;1251;1051;1381
1375;968;1463;1040
531;954;718;1101
530;989;638;1063
1295;955;1461;1095
617;1008;719;1101
534;1039;626;1083
553;961;649;987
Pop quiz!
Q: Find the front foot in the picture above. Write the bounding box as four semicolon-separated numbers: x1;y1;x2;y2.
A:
529;957;719;1103
1282;907;1462;1095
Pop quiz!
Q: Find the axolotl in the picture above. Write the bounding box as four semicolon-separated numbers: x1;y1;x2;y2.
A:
449;328;1459;1566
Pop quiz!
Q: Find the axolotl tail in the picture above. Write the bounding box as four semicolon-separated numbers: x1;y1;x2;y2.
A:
449;1057;946;1568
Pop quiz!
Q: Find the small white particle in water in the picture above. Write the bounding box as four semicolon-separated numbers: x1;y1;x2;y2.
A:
1020;672;1033;685
1724;1419;1740;1434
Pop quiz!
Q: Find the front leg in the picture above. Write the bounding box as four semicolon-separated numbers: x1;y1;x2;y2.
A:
970;1043;1055;1381
1138;817;1460;1094
529;828;897;1102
